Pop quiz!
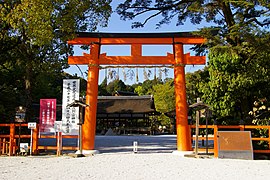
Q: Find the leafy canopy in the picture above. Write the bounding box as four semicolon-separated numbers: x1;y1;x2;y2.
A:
117;0;270;46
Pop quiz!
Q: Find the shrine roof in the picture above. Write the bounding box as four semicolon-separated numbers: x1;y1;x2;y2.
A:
97;95;157;114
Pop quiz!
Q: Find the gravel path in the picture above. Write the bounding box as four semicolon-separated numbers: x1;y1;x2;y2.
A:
1;153;270;180
1;135;269;180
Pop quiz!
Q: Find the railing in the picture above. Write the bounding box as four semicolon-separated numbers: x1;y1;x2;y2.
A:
0;123;34;156
190;125;270;157
1;123;270;156
0;123;78;156
38;133;78;156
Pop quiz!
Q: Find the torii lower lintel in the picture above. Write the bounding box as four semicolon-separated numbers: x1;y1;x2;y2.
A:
67;32;206;154
68;52;206;65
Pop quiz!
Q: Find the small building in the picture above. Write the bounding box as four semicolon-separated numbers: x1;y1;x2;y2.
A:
96;95;159;135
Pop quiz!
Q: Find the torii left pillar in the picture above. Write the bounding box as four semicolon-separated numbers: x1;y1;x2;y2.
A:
82;43;99;153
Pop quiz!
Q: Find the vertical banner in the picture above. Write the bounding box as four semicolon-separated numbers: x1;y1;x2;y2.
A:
62;79;80;135
39;99;56;133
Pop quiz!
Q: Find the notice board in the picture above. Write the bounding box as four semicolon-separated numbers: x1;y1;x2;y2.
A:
217;131;253;160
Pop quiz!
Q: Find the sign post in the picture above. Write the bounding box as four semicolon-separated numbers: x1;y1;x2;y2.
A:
28;122;36;156
15;106;26;154
54;121;62;156
67;98;88;157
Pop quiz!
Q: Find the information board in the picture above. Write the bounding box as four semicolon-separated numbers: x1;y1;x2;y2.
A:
218;131;253;160
39;99;56;133
62;79;80;135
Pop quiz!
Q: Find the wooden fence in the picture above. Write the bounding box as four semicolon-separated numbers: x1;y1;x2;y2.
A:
0;123;78;156
1;123;270;156
190;125;270;157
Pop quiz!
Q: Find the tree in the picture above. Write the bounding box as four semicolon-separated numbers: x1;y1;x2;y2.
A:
117;0;270;47
185;68;209;104
152;78;175;113
200;34;270;123
117;0;270;123
106;79;128;95
98;78;110;96
134;78;162;95
0;0;112;120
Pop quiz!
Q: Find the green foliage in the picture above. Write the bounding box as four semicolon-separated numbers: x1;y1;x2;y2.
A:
186;69;209;104
152;79;175;113
117;0;270;47
134;79;162;95
98;78;110;96
0;0;112;45
105;79;134;95
0;0;112;121
200;36;270;122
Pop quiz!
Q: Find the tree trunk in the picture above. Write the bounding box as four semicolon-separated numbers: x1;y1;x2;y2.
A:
25;60;33;121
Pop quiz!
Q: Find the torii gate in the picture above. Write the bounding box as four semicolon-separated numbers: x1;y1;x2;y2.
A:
68;32;206;153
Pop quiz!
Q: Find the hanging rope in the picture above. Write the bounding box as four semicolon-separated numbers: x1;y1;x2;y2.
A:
143;68;148;80
99;65;175;69
101;64;183;83
136;68;139;82
122;68;127;81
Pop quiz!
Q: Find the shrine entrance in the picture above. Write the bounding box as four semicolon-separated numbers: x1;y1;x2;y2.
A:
68;32;205;153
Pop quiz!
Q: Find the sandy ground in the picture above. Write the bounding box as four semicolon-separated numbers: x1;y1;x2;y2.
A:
1;135;270;180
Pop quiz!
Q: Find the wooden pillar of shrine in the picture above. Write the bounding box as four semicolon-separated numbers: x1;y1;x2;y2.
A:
174;43;192;151
82;43;99;151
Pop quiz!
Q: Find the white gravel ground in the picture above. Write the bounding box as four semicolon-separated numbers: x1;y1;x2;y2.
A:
1;154;270;180
1;135;270;180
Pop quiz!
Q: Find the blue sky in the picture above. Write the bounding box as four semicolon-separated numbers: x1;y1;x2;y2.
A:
65;1;208;85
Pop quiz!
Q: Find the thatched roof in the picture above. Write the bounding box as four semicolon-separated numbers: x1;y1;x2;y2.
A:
97;95;156;114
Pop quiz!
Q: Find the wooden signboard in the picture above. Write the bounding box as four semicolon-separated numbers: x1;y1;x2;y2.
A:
218;131;253;160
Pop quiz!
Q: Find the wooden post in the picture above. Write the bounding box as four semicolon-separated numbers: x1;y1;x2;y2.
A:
82;43;100;150
9;124;15;156
195;110;200;156
0;138;2;155
240;125;245;131
174;43;191;151
2;138;5;154
57;132;62;156
268;127;270;150
13;139;16;155
32;124;39;155
214;125;218;158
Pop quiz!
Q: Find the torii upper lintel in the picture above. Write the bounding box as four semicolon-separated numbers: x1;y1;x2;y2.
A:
68;32;206;66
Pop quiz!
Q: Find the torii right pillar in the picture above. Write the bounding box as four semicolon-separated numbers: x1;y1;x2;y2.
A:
174;43;192;151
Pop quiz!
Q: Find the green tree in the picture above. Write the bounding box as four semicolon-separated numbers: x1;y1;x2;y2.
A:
152;78;175;113
117;0;270;46
201;36;270;123
134;79;162;95
150;78;175;129
0;0;112;120
106;79;127;95
186;69;209;104
98;78;110;96
117;0;270;123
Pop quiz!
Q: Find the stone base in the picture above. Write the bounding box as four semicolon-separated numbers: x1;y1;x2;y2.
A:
75;150;100;156
172;151;194;157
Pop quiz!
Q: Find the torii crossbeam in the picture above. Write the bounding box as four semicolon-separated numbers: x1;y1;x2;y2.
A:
68;32;206;153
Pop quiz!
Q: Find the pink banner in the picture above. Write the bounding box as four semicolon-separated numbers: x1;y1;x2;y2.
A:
39;99;56;133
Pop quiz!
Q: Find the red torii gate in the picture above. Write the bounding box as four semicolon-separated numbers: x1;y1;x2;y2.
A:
68;32;206;153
